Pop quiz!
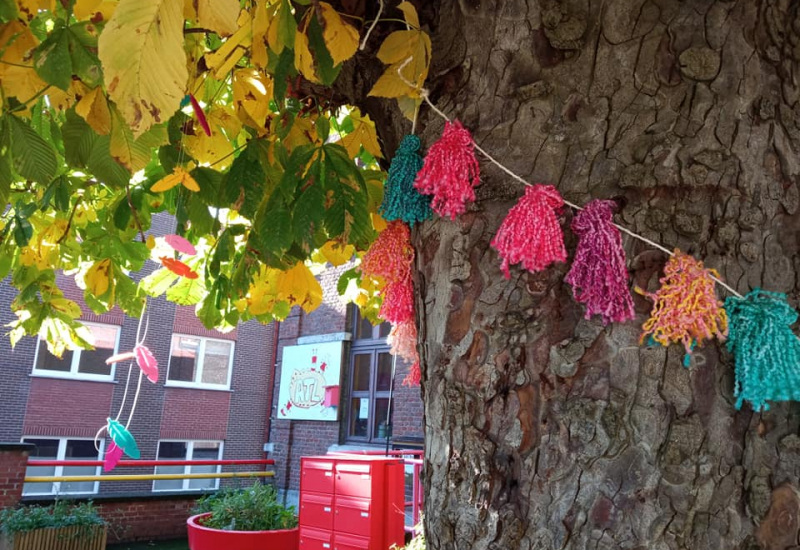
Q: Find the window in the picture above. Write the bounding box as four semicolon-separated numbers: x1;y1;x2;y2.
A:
33;323;120;381
166;335;234;389
153;441;223;492
22;438;102;496
347;308;394;443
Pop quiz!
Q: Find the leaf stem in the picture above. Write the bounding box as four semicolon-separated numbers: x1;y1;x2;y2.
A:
125;183;147;243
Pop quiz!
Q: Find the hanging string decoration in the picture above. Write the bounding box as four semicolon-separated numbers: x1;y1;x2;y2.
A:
565;199;635;325
491;184;567;278
106;344;159;384
380;135;432;226
725;289;800;411
639;251;728;364
414;120;480;220
103;443;123;472
106;418;141;459
361;221;415;324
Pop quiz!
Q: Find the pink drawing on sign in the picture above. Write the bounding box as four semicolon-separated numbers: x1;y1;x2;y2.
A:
104;443;123;472
164;234;197;256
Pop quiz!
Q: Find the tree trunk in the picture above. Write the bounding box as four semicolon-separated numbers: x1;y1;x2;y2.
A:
405;1;800;548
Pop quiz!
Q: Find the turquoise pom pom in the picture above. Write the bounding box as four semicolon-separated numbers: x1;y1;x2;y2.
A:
725;289;800;411
379;135;432;226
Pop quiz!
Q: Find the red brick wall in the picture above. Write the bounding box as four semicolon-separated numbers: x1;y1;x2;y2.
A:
160;388;231;441
173;306;238;340
0;444;32;509
23;378;114;438
98;496;200;543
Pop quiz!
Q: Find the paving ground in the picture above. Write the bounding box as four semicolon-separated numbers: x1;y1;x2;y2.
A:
107;539;188;550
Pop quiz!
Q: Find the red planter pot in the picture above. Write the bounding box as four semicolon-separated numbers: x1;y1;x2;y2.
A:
187;513;299;550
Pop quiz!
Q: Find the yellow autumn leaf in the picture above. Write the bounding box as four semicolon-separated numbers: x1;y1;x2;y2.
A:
396;1;420;28
85;258;112;296
73;0;116;21
151;167;200;192
294;18;319;84
16;0;55;20
251;0;270;69
46;80;88;113
0;22;47;109
50;298;82;319
369;29;431;100
317;2;359;66
196;0;239;37
146;235;156;249
183;104;240;168
318;241;355;266
98;0;188;137
338;109;382;159
109;107;168;172
232;69;272;130
276;262;323;313
204;10;252;79
75;86;112;135
371;212;387;232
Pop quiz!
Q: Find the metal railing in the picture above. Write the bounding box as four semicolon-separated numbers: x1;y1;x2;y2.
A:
23;458;274;484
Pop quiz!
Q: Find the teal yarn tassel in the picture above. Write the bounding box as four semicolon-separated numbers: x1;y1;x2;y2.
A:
725;289;800;411
380;135;432;226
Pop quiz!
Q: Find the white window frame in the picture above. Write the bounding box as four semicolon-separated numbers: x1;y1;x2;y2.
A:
152;440;224;492
21;437;103;496
165;334;235;390
32;321;121;382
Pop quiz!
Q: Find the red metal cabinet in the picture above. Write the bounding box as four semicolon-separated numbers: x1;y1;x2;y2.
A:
300;455;405;550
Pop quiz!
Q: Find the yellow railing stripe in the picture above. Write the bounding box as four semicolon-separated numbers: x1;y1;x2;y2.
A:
25;471;275;483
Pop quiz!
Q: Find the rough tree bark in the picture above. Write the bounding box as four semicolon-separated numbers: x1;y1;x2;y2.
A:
364;1;800;549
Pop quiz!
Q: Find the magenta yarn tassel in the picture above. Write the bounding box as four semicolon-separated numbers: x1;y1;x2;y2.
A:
414;120;480;220
565;200;635;325
491;184;567;278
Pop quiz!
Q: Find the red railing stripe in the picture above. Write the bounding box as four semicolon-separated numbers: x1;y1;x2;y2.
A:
26;459;275;467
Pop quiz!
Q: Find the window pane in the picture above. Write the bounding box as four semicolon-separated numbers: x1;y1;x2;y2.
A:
188;443;221;490
168;336;199;382
376;353;393;392
373;398;392;440
78;325;117;376
352;354;371;392
158;441;188;459
379;321;391;338
154;442;188;492
61;466;97;494
349;398;369;438
201;341;232;386
65;440;97;459
35;340;72;372
22;439;59;495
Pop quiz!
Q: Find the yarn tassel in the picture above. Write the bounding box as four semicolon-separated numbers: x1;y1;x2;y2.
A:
414;120;480;220
388;319;419;364
725;289;800;411
360;221;415;325
565;199;635;325
491;184;567;278
402;362;421;387
639;251;728;360
380;135;432;226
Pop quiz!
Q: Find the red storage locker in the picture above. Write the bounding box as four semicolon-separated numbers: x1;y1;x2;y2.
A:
334;461;377;498
333;532;371;550
300;526;333;550
302;458;336;494
300;492;334;531
383;460;406;549
334;495;374;537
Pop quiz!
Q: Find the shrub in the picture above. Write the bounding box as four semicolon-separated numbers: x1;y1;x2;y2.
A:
193;483;297;532
0;501;105;538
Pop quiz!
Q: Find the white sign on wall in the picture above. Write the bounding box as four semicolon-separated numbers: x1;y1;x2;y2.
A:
277;341;343;421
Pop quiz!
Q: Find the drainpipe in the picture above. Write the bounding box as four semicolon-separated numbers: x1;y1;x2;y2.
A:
263;320;281;459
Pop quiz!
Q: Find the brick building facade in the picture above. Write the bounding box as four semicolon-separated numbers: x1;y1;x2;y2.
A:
0;217;423;505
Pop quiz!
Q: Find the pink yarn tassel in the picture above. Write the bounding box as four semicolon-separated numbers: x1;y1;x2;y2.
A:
381;280;414;325
361;221;416;325
414;120;480;220
491;184;567;278
388;320;419;363
565;200;635;325
402;362;421;387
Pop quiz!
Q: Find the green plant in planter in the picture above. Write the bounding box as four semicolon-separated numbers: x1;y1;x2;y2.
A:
193;483;297;532
0;501;105;539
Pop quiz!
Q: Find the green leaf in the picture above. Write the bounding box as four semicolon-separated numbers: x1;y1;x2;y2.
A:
113;266;145;317
0;154;11;207
197;288;223;328
0;0;18;22
67;28;103;87
141;267;179;297
13;214;33;246
109;107;167;173
291;177;326;253
192;166;223;206
166;276;205;305
187;193;214;235
33;25;72;90
87;135;131;188
337;267;359;295
273;41;294;103
62;109;96;166
8;115;58;185
113;199;131;230
224;146;265;218
255;198;292;259
316;117;330;142
306;13;341;86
